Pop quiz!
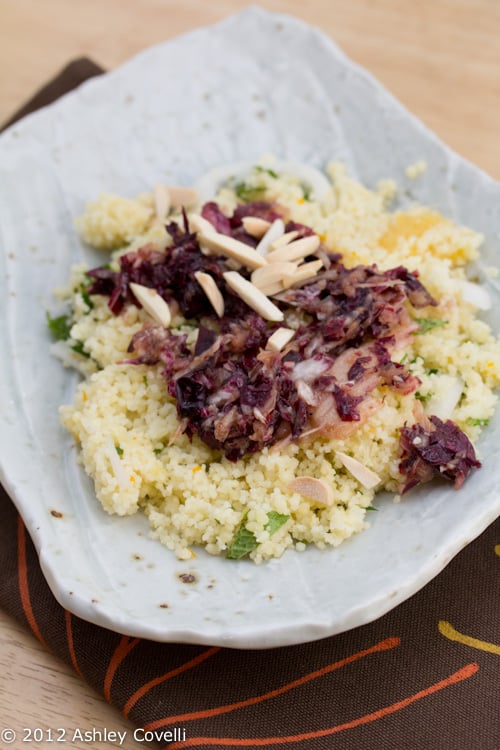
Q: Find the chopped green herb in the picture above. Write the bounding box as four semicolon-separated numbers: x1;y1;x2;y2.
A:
143;375;149;386
415;391;432;402
254;165;278;179
226;524;258;559
466;417;490;427
115;445;124;456
153;448;163;455
301;183;312;201
413;318;448;334
365;505;378;512
46;311;71;341
264;511;290;536
71;340;90;358
80;286;94;311
399;353;409;364
226;510;290;559
234;182;267;202
47;313;91;358
427;367;439;375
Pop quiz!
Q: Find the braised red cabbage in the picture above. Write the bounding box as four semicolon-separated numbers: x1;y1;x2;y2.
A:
399;416;481;492
87;199;481;491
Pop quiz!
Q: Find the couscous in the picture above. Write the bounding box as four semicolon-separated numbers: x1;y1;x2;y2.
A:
50;160;500;562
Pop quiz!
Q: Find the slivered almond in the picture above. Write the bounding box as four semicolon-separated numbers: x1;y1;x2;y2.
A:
242;216;271;238
266;234;321;263
188;213;217;235
251;262;297;289
129;282;171;327
223;271;284;321
256;280;286;297
288;477;334;506
200;232;268;270
266;327;295;352
282;259;323;289
153;184;171;222
256;218;285;255
194;271;225;318
335;451;381;489
270;229;300;249
167;186;198;208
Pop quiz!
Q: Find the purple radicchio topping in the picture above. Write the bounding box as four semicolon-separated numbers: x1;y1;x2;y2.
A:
128;314;307;461
85;197;482;490
398;416;481;493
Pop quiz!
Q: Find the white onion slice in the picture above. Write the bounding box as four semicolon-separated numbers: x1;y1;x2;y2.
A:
49;340;89;375
426;375;464;420
279;161;332;200
457;280;492;310
194;160;332;203
104;438;129;492
290;357;330;383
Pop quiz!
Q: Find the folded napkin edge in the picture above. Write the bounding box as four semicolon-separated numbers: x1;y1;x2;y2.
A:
1;57;105;132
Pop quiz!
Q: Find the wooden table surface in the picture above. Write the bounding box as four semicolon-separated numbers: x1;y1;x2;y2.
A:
0;0;499;744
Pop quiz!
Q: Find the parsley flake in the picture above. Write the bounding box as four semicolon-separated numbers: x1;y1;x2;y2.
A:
466;417;490;427
226;511;291;559
226;525;258;560
254;165;278;179
264;511;290;535
71;340;90;358
234;182;267;202
413;318;448;334
46;311;71;341
80;285;94;311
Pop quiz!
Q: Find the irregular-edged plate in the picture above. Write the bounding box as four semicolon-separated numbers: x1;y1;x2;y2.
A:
1;7;499;649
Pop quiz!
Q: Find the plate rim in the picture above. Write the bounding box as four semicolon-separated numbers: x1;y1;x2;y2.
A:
1;6;499;649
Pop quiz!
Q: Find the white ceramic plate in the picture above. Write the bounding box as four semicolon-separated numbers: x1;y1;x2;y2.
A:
1;8;499;649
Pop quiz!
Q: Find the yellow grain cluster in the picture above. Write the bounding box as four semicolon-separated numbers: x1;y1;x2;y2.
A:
58;162;500;562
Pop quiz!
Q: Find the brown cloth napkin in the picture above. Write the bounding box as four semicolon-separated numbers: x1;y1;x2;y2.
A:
1;60;499;750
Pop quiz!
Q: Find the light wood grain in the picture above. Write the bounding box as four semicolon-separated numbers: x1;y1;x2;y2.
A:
0;609;146;748
1;0;500;177
0;0;499;740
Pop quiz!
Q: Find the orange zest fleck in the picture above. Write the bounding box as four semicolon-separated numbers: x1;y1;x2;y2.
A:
379;210;443;253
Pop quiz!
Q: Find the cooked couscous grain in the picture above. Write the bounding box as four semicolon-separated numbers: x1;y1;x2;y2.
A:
55;161;500;562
